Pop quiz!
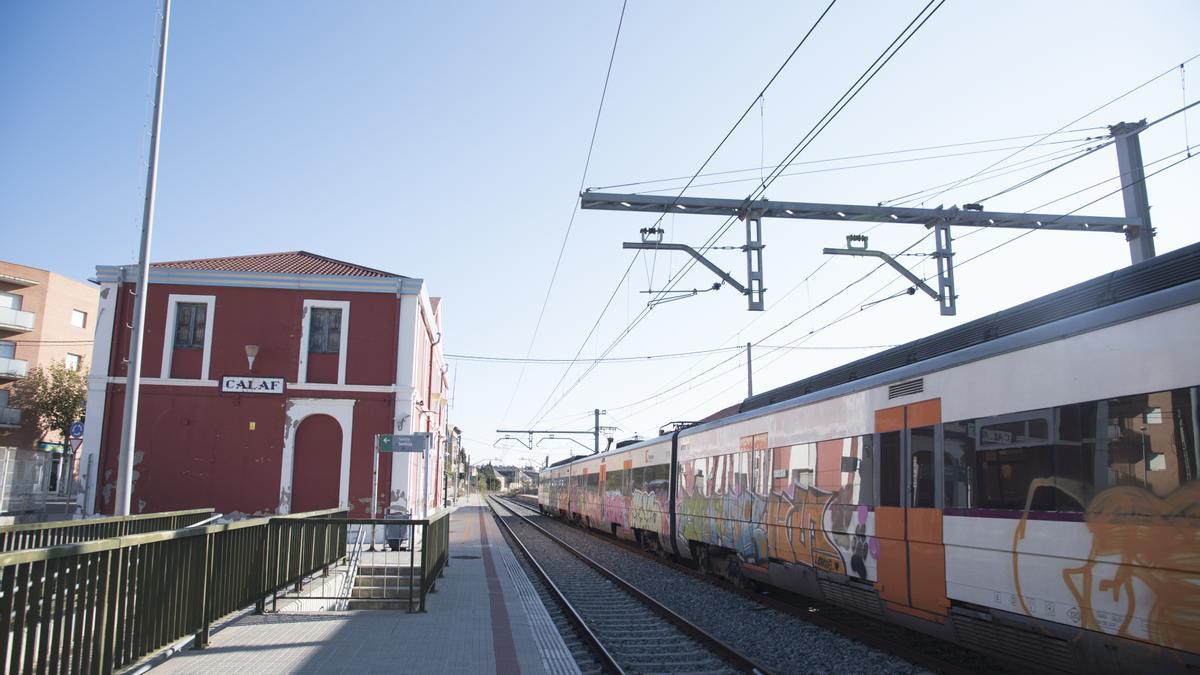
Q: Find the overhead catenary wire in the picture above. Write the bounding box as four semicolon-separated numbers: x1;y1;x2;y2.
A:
969;139;1115;205
522;2;842;428
499;0;628;427
446;341;893;365
879;138;1106;208
528;1;946;428
520;252;643;425
585;127;1107;192
623;0;950;375
643;0;947;325
883;49;1200;208
630;136;1100;196
970;96;1200;206
657;0;949;301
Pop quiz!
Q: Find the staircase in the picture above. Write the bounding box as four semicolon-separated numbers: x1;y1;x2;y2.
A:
347;564;419;610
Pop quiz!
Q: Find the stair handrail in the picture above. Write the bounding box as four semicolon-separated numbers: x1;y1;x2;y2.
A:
335;523;367;610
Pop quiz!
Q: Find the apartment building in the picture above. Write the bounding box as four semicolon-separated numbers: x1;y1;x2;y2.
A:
0;260;99;515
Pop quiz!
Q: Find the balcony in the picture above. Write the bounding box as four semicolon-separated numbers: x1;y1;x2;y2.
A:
0;306;35;333
0;407;20;428
0;356;27;381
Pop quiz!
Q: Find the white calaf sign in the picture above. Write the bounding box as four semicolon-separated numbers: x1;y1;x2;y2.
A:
220;376;285;395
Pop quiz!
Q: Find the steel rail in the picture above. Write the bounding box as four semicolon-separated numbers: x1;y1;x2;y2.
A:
501;496;994;675
488;496;771;675
488;498;625;675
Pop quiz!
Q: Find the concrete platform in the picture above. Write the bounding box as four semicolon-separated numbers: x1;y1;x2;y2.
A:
146;494;579;674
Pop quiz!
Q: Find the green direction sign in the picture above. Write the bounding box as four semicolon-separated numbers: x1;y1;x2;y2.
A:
375;433;431;453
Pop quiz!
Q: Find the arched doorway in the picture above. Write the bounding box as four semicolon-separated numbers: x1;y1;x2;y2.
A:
291;414;342;512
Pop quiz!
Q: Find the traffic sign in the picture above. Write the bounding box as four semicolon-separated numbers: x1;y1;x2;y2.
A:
69;438;83;453
375;433;431;453
69;421;84;439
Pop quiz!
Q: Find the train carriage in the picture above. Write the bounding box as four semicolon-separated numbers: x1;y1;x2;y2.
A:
539;241;1200;673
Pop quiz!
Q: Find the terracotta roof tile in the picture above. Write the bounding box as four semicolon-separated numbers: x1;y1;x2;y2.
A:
151;251;404;278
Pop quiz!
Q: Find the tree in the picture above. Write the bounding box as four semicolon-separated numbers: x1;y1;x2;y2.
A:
12;359;88;445
478;463;500;491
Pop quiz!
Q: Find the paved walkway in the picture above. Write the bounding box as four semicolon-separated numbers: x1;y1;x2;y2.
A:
149;494;579;674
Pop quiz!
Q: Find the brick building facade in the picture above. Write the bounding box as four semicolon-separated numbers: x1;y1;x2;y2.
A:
81;252;448;518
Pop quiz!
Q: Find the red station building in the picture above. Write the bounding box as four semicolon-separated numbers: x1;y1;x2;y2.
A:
80;252;449;519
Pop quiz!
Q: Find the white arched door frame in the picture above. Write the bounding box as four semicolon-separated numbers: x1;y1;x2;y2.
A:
279;397;356;514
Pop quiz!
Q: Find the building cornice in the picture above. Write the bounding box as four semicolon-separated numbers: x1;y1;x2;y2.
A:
95;265;425;296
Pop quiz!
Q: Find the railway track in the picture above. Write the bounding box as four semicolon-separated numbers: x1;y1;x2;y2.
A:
498;496;1005;675
486;496;770;675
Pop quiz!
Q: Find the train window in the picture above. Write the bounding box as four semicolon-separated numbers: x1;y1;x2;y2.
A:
645;464;670;496
856;435;875;507
878;431;902;507
586;473;599;488
606;469;623;494
783;443;815;489
911;426;936;507
706;456;719;494
959;407;1092;512
733;451;750;493
752;449;772;495
631;466;645;493
1099;388;1198;497
944;421;973;508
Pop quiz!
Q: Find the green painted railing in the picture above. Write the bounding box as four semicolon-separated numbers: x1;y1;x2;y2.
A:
0;507;347;674
301;510;451;612
0;508;216;553
420;510;451;606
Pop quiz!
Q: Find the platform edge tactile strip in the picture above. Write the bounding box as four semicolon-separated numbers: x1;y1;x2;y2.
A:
498;523;583;675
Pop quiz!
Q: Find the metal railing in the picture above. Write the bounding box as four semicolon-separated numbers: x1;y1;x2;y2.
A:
0;508;215;553
300;510;451;613
0;507;347;674
334;525;368;611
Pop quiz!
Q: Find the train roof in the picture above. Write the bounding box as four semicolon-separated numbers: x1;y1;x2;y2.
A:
739;240;1200;413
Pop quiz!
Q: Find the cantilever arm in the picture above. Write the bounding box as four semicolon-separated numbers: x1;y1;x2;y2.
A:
623;242;748;295
823;247;939;300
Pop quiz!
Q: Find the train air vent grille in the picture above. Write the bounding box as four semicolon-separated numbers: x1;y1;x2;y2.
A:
952;613;1075;673
888;379;924;399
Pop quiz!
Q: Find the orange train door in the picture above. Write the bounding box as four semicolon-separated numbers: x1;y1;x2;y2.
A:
874;398;949;621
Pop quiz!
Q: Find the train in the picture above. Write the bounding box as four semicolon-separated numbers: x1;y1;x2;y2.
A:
539;240;1200;673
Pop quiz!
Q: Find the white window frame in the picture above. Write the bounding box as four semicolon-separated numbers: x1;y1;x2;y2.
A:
65;353;81;372
161;294;216;380
298;299;349;385
70;309;87;329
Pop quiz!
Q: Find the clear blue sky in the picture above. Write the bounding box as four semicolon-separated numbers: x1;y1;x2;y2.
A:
3;1;1198;466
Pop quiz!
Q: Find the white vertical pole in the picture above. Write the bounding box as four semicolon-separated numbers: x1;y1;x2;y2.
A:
371;444;379;518
371;438;379;548
116;0;171;515
746;342;753;398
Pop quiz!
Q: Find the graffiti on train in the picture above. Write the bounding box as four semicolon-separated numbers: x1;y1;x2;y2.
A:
629;489;669;533
675;458;876;579
677;476;768;562
603;490;628;528
1012;479;1200;653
